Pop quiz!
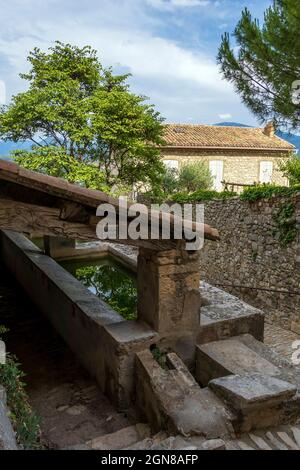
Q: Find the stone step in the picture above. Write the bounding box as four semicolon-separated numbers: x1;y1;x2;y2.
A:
265;432;289;450
196;333;300;389
196;334;281;387
125;432;168;450
228;426;300;451
209;373;297;433
151;436;226;451
209;374;296;412
87;423;151;450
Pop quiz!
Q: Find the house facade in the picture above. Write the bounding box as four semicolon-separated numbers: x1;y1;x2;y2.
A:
161;123;295;191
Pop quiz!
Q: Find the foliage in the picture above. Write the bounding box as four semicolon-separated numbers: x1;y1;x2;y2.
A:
150;346;171;370
0;329;41;449
12;146;109;191
178;161;213;193
171;189;236;204
273;200;297;247
279;155;300;186
218;0;300;130
0;325;8;335
142;167;179;204
240;183;300;201
74;263;137;320
0;41;165;190
162;167;179;195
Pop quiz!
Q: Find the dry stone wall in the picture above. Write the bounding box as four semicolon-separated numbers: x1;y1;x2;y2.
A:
200;194;300;331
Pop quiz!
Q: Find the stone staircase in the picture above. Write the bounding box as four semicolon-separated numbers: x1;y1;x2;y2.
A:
69;423;227;450
226;425;300;450
66;332;300;451
67;422;300;451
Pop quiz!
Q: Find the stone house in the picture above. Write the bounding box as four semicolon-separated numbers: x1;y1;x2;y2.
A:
161;123;295;191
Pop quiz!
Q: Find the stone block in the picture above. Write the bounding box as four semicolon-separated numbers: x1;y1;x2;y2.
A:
88;424;150;450
291;321;300;335
135;349;233;439
209;374;298;433
137;247;201;359
209;374;296;412
196;336;280;386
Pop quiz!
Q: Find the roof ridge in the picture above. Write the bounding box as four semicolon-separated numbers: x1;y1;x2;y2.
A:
164;123;260;130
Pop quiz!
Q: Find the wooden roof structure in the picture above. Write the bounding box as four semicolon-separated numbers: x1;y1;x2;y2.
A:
0;159;219;250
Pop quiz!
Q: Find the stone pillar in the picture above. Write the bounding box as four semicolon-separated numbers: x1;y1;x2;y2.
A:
44;236;76;258
137;247;201;365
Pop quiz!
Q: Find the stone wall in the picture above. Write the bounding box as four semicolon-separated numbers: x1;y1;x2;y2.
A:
161;148;289;187
0;386;18;450
200;194;300;330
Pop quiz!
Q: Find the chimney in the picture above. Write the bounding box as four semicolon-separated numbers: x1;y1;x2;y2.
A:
263;122;275;138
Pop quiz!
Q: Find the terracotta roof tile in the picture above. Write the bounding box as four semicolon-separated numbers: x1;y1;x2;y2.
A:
163;124;295;151
0;159;220;242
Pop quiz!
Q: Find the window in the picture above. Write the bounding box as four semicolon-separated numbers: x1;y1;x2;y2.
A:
209;160;224;192
163;160;179;170
259;161;273;183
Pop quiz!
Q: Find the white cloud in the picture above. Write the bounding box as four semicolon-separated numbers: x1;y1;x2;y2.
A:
0;0;257;125
146;0;210;10
218;113;232;120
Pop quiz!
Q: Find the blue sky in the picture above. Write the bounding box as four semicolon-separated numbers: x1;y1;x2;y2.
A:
0;0;272;126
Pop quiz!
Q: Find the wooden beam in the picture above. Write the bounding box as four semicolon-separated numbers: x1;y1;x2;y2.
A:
0;160;220;242
0;198;182;251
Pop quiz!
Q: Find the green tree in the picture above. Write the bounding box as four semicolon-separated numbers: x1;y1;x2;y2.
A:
0;42;165;191
178;161;213;193
279;154;300;185
218;0;300;130
161;167;179;195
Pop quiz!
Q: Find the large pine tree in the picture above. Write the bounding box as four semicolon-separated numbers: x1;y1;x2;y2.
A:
218;0;300;131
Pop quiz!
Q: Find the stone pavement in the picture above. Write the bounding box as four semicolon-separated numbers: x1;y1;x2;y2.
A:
264;322;300;364
226;425;300;450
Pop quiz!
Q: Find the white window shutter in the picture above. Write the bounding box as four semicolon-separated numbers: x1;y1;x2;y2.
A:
209;160;224;191
163;160;179;170
259;161;273;183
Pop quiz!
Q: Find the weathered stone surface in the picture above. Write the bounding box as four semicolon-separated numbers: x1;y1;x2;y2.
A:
0;386;18;450
291;321;300;336
88;424;151;450
200;282;264;322
137;248;201;336
277;431;300;450
199;439;226;450
248;433;272;450
209;374;296;411
135;349;234;439
196;336;280;386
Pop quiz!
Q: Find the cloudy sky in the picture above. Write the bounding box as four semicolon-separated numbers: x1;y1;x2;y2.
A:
0;0;271;126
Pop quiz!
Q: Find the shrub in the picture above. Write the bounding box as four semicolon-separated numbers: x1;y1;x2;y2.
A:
240;184;300;202
171;189;236;204
161;167;179;195
0;328;41;449
279;155;300;186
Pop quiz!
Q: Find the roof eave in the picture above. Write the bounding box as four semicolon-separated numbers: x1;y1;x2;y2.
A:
161;145;295;152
